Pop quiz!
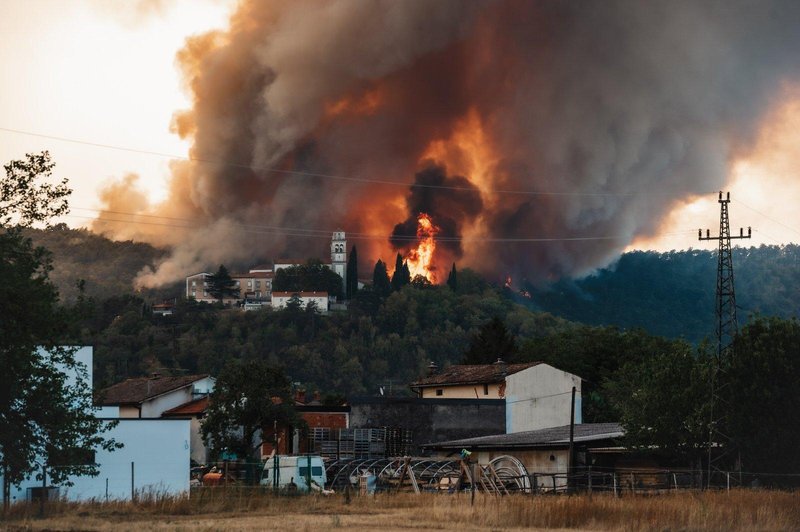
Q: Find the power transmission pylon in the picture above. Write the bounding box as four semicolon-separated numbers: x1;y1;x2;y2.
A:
698;191;751;487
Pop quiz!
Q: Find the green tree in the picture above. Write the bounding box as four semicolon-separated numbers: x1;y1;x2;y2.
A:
447;263;458;291
206;264;238;303
605;343;712;463
346;245;358;300
1;151;69;227
463;317;517;364
201;360;303;460
273;259;343;299
728;317;800;477
372;259;391;297
1;152;117;499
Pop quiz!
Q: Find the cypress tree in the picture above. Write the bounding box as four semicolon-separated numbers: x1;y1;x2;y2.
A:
372;259;391;297
447;262;458;291
346;245;359;299
391;253;406;291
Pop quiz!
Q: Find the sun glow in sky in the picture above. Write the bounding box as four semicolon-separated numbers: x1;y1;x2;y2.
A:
1;0;799;254
0;0;233;217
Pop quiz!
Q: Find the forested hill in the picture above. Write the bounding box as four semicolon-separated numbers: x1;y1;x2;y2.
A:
23;225;172;302
525;245;800;343
27;227;800;343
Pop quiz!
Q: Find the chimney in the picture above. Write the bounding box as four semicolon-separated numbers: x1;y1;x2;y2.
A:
295;388;306;404
493;357;507;378
427;361;439;376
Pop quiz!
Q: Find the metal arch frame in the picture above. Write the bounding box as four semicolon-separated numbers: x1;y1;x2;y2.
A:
326;457;471;492
487;455;531;493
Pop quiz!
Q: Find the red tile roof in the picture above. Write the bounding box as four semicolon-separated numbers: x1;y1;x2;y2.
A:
98;374;209;405
161;396;209;416
410;362;541;388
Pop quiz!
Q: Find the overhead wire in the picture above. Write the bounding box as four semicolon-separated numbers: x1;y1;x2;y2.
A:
72;206;698;243
1;125;716;197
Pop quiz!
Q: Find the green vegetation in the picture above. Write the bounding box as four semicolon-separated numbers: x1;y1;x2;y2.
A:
273;259;344;299
201;360;302;460
527;246;800;342
75;273;574;397
1;152;117;495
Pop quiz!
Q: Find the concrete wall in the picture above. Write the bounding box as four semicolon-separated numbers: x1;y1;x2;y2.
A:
350;397;505;452
505;364;582;433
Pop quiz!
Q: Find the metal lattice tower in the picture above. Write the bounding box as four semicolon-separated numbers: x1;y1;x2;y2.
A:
698;191;750;487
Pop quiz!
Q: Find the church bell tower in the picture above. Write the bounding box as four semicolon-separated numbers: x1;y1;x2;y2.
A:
331;231;347;295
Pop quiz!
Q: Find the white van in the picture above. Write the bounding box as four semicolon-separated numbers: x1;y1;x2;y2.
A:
260;455;327;492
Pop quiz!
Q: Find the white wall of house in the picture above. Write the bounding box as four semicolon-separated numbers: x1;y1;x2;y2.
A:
1;347;191;503
271;293;329;312
419;383;503;399
505;364;582;433
139;376;215;418
2;418;191;502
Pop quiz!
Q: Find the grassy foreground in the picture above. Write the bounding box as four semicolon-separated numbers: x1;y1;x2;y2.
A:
2;489;798;531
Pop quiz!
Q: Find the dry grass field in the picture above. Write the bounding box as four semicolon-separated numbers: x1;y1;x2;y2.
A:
2;489;799;531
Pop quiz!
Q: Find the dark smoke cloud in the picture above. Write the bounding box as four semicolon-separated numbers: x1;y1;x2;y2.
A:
390;163;483;261
95;0;800;287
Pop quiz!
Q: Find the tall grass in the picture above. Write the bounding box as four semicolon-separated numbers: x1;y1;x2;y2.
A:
3;488;799;531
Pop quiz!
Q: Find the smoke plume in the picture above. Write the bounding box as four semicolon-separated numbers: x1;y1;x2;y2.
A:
93;0;800;286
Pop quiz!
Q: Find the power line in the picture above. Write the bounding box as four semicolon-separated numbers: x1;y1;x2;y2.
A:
1;126;714;198
733;198;800;239
70;207;697;243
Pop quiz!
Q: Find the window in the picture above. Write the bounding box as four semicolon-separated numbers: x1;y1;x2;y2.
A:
312;466;323;476
435;389;443;396
235;281;240;287
255;280;261;288
483;384;489;395
191;280;196;287
247;280;252;288
191;291;196;297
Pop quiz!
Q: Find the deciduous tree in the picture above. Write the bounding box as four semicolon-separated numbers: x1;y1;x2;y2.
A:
1;152;116;502
201;361;302;460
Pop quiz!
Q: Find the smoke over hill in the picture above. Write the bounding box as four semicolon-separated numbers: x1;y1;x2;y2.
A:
90;0;800;287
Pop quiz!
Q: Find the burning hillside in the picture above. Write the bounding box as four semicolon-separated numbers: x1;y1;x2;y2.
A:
89;0;800;287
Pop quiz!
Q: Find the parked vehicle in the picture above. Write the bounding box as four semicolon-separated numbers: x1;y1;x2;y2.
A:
260;455;327;492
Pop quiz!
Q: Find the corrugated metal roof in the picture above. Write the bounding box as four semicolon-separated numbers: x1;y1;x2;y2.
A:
422;423;624;450
410;362;541;388
97;374;209;405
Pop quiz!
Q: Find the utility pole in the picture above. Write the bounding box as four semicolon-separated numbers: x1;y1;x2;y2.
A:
698;191;751;487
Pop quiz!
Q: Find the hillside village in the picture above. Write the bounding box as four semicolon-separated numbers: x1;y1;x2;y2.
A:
183;231;352;313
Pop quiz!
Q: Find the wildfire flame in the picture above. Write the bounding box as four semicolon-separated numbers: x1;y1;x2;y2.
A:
405;213;440;283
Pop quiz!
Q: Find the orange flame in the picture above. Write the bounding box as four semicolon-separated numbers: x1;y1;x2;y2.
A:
405;213;440;283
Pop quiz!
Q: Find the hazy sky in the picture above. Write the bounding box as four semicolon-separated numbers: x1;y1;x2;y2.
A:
2;0;800;261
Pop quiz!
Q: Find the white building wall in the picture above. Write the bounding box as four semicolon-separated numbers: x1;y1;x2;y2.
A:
139;377;215;418
140;387;193;418
505;364;582;433
2;419;191;502
1;347;191;503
